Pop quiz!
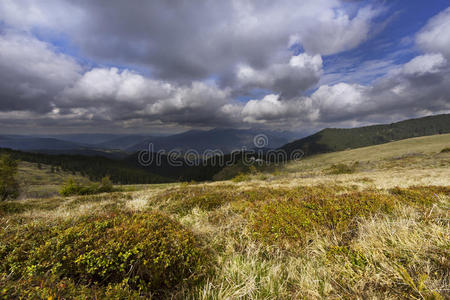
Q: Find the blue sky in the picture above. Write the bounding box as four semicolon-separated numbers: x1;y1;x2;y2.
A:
0;0;449;134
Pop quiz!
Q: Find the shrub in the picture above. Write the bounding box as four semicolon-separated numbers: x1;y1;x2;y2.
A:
440;147;450;153
389;186;450;206
0;154;19;201
0;212;209;296
248;188;396;247
325;162;359;175
231;173;251;183
156;185;235;214
59;176;115;196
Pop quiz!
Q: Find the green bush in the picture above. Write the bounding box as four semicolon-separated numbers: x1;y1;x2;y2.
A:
156;185;235;214
389;186;450;206
0;212;209;296
231;173;251;183
59;176;115;196
325;162;359;175
247;187;396;247
0;154;19;201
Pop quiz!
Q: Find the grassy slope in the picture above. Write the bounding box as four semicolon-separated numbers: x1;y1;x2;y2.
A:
17;161;91;199
1;134;449;299
281;113;450;155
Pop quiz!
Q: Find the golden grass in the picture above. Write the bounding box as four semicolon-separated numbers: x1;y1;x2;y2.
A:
1;134;449;298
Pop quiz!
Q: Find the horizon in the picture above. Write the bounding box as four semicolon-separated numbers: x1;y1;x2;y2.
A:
1;113;448;138
1;1;450;135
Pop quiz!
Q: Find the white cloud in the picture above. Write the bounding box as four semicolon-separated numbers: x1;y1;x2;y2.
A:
62;68;173;103
291;6;380;55
402;53;447;75
146;82;229;115
242;94;318;123
417;7;450;59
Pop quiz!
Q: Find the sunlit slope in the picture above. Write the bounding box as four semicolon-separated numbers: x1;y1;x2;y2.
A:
299;132;450;164
17;161;90;199
266;133;450;188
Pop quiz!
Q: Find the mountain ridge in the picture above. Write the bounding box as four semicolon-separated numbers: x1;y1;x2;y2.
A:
280;114;450;156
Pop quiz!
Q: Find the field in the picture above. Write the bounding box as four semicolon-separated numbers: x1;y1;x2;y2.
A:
16;161;90;199
1;134;449;299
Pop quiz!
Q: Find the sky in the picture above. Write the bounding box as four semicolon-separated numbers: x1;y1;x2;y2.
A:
0;0;449;135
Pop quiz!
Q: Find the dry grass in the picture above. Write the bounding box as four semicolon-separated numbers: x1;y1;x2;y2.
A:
1;134;449;298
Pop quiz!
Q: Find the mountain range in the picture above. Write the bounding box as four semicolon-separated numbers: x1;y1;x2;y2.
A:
0;129;298;156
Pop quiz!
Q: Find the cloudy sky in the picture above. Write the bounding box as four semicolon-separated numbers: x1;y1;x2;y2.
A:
0;0;449;134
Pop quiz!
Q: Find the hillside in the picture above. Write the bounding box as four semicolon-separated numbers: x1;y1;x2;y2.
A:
0;148;170;185
281;113;450;156
1;134;448;298
16;161;91;199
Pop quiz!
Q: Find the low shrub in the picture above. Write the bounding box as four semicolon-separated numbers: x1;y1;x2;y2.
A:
325;162;359;175
440;147;450;153
156;185;236;214
231;173;251;182
59;176;115;196
248;188;396;247
0;154;19;201
0;211;209;297
389;185;450;206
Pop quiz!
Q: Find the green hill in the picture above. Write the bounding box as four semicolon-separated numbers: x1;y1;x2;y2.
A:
0;148;170;185
281;114;450;156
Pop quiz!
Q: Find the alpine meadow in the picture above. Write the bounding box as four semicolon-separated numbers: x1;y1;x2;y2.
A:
0;1;449;299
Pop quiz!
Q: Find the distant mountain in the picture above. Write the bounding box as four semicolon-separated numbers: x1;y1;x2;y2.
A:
281;114;450;156
97;135;151;150
36;134;127;145
127;128;293;153
0;135;129;159
0;135;89;151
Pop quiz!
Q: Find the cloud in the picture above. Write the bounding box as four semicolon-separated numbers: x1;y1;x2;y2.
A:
402;53;447;76
236;53;322;98
417;7;450;59
0;0;379;83
61;68;173;104
0;31;82;113
0;2;449;134
290;5;381;55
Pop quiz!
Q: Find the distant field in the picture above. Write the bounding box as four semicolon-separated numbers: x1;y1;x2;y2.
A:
16;161;90;199
1;134;449;299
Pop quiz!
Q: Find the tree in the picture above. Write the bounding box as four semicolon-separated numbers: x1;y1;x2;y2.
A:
0;154;19;201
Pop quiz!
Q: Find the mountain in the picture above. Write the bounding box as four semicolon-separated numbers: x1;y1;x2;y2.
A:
36;134;127;145
97;135;151;150
127;128;293;153
0;135;89;151
281;114;450;156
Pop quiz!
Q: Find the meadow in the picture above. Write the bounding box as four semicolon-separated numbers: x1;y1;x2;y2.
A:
1;134;449;299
